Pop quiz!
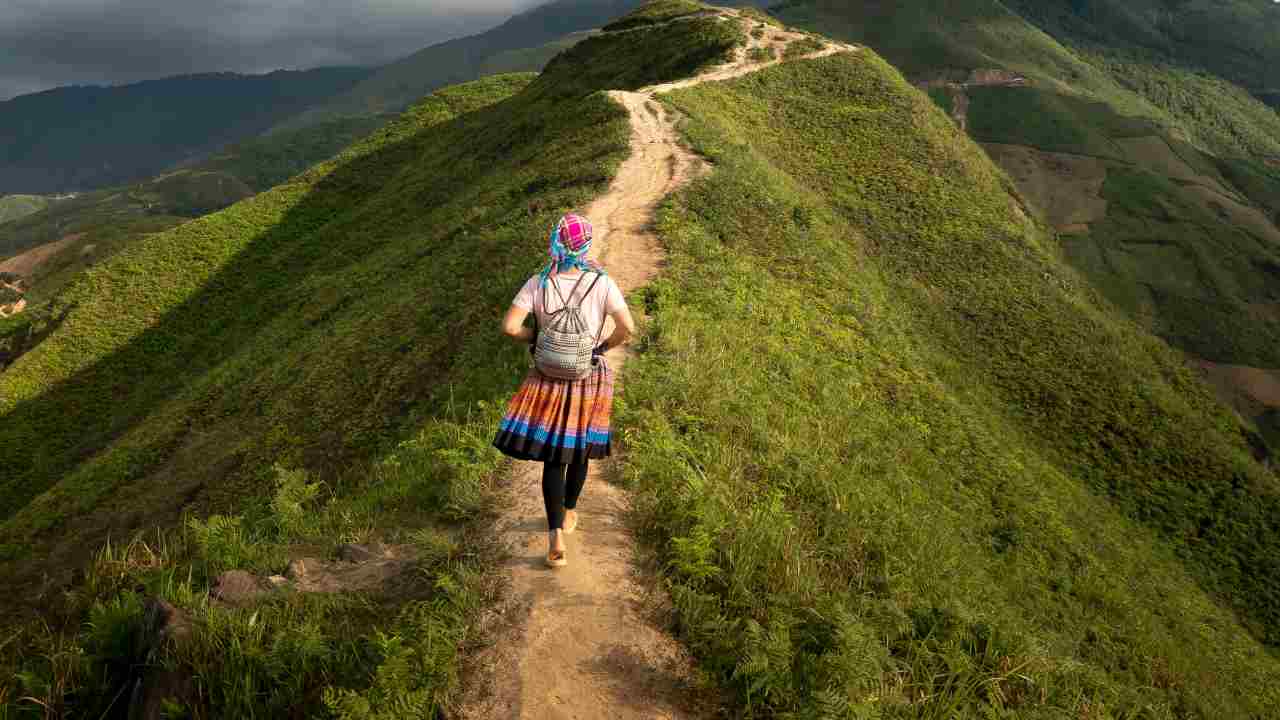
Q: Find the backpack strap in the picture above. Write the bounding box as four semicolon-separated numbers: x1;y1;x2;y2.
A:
541;269;591;316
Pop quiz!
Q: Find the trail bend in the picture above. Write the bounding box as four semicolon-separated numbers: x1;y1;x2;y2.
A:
455;12;858;719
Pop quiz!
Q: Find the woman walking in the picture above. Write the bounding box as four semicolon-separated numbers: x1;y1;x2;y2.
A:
494;213;636;568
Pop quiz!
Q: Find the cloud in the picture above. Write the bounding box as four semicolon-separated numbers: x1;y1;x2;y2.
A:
0;0;546;100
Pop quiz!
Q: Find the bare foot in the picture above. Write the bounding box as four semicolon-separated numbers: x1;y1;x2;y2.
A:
564;509;579;534
546;529;567;567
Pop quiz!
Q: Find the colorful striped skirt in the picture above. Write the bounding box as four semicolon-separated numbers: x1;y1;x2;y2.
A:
493;360;614;464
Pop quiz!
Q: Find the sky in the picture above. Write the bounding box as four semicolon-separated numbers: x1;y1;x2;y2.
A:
0;0;547;101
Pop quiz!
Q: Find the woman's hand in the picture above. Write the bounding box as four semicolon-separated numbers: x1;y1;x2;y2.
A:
502;305;534;343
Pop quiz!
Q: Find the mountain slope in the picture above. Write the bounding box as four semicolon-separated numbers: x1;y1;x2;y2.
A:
622;30;1280;716
774;0;1280;458
0;68;372;195
2;2;1278;717
1003;0;1280;103
0;115;389;309
0;195;47;224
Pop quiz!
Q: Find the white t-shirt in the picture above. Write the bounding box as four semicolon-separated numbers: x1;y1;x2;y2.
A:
513;271;626;341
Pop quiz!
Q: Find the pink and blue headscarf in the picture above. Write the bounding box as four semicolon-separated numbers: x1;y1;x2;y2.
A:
539;213;601;286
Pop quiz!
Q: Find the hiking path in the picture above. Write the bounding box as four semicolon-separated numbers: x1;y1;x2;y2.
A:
454;11;858;719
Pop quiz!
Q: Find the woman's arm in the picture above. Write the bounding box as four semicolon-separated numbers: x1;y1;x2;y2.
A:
502;305;535;343
597;306;637;353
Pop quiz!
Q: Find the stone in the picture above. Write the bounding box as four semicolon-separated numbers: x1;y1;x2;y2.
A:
286;557;320;581
209;570;272;606
336;542;388;563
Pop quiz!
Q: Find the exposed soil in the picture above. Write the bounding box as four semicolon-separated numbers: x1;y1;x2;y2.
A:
452;13;858;720
1195;359;1280;413
0;233;82;277
983;143;1109;232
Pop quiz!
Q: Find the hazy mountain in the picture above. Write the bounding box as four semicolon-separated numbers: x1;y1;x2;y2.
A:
0;67;372;195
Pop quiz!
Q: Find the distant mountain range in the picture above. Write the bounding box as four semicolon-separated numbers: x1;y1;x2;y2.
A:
0;68;372;195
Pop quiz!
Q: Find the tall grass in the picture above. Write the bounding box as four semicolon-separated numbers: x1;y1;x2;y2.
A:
619;47;1280;717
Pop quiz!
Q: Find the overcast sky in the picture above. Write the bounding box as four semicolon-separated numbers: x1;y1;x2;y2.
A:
0;0;547;101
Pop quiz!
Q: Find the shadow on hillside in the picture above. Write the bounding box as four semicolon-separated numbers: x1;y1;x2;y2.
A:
0;100;510;607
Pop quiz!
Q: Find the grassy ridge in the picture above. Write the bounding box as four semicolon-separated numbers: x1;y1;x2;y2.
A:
0;73;548;573
1;11;749;713
620;48;1280;716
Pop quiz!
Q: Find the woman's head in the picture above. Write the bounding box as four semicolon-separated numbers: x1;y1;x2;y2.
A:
541;213;599;284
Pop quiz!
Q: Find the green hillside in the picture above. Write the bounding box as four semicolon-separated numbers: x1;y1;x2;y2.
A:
0;195;47;225
0;68;372;195
3;2;1279;717
0;116;388;307
773;0;1280;455
1003;0;1280;101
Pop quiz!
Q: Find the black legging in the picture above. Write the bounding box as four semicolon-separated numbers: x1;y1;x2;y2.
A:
543;460;588;531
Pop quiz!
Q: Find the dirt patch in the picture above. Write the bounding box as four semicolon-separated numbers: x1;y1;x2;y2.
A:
452;12;858;720
0;297;26;317
1195;359;1280;413
0;233;83;276
982;143;1109;231
1250;303;1280;323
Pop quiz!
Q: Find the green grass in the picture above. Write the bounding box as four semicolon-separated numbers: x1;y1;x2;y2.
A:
772;0;1280;160
782;36;825;59
1061;167;1280;367
966;86;1152;159
601;0;707;32
1002;0;1280;99
205;117;390;193
0;9;748;712
618;48;1280;716
747;46;776;64
0;196;47;226
1217;156;1280;222
1079;49;1280;159
547;14;744;96
0;109;391;309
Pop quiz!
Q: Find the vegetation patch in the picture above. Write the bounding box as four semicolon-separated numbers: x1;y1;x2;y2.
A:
601;0;708;32
747;46;775;64
550;14;743;96
621;48;1280;717
782;36;825;59
965;86;1150;159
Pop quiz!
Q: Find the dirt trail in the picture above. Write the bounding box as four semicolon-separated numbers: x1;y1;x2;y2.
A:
455;13;857;720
